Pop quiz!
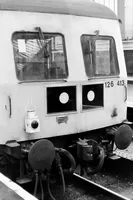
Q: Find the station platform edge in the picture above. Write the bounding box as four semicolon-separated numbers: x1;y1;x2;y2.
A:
0;172;37;200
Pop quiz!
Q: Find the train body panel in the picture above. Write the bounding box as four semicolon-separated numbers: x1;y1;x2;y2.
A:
0;79;126;144
0;10;127;144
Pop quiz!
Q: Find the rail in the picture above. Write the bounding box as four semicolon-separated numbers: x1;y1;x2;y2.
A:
73;173;131;200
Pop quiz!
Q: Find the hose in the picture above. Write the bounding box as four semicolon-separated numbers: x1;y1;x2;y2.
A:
46;152;66;200
85;146;105;176
55;152;65;196
58;165;65;196
33;171;39;196
47;173;56;200
40;178;44;200
55;148;76;174
33;147;75;199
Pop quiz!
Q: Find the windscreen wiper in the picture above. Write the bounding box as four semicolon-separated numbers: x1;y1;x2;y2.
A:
35;26;49;58
90;30;99;53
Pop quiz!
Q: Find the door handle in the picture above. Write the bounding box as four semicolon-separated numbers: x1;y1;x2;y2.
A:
8;96;12;118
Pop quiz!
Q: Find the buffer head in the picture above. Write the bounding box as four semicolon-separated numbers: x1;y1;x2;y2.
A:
28;139;55;171
114;124;132;150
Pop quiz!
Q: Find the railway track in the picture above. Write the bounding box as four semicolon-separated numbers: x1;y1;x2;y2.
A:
22;159;133;200
23;172;131;200
22;172;132;200
71;173;131;200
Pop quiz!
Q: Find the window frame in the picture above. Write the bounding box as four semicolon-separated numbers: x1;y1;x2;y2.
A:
12;31;69;82
81;34;120;79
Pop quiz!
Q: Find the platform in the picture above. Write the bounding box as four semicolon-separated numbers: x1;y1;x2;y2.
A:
114;140;133;161
0;172;37;200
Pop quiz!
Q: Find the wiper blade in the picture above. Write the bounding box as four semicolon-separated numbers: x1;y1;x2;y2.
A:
90;30;100;53
35;26;49;58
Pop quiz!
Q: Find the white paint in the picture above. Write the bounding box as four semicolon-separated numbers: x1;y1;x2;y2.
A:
0;172;37;200
59;92;69;104
87;90;95;101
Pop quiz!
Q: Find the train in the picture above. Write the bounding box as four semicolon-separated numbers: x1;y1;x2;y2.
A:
0;0;132;198
112;0;133;121
123;40;133;121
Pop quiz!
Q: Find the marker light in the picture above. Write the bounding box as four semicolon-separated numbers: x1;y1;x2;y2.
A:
59;92;69;104
87;90;95;101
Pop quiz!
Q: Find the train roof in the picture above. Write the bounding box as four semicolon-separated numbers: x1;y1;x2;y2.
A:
0;0;117;20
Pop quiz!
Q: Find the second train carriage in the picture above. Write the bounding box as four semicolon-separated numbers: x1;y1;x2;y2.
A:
0;0;131;196
123;40;133;121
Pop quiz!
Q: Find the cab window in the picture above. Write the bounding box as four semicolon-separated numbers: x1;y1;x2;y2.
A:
124;50;133;76
12;32;68;81
81;35;119;77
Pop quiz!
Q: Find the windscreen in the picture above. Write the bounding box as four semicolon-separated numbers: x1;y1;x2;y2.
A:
81;35;119;77
12;32;68;81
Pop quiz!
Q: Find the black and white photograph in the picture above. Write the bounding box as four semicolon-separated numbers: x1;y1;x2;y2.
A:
0;0;133;199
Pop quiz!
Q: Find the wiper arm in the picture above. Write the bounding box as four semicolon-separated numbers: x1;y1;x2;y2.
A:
35;26;49;58
90;30;99;53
